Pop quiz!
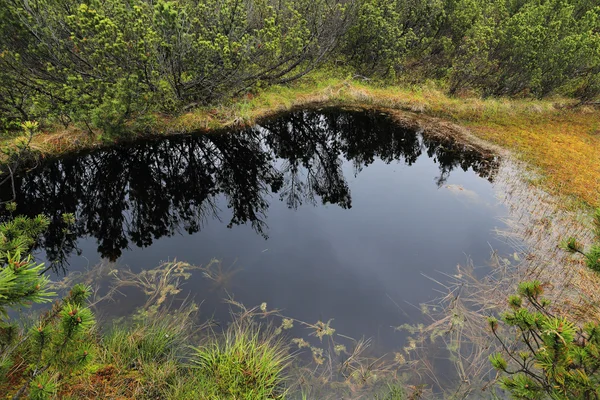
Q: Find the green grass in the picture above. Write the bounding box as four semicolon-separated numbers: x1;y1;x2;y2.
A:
4;301;300;399
101;315;188;366
189;320;291;400
374;385;407;400
22;298;408;399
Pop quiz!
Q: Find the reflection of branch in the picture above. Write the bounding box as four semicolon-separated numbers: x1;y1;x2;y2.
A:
8;109;501;269
285;113;350;207
5;165;16;203
1;123;36;203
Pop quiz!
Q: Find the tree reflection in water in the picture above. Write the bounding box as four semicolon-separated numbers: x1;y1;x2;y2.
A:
1;109;499;269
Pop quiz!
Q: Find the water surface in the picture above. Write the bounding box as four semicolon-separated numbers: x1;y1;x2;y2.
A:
4;108;510;354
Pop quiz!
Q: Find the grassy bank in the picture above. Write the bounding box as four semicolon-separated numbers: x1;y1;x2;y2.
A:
10;70;599;210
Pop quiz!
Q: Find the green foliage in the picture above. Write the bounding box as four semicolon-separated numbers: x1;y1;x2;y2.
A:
0;215;52;317
517;280;544;299
0;122;40;198
0;213;53;387
373;385;406;400
0;250;54;317
489;352;508;371
491;281;600;399
343;0;413;77
586;245;600;271
1;0;597;138
1;278;96;397
508;294;523;309
0;214;48;255
0;204;100;398
29;372;57;400
102;308;192;367
28;284;95;374
0;0;352;136
342;0;600;99
491;0;600;98
562;236;585;253
491;207;600;396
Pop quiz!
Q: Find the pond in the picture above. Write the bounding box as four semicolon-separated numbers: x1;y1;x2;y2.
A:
4;108;511;357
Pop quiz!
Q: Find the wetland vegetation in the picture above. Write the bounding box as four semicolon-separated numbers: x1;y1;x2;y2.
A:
1;0;600;398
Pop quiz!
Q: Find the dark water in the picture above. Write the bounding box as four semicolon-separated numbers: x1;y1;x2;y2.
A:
4;108;510;354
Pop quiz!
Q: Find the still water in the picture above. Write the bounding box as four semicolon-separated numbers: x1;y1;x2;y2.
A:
5;108;511;353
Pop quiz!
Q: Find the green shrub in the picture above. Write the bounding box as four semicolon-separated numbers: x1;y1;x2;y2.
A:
490;280;600;398
0;0;352;135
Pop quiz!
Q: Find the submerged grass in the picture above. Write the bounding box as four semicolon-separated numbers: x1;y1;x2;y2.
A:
397;161;600;397
3;260;413;399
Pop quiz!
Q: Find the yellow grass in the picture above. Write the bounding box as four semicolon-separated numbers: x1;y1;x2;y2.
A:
7;70;600;209
464;113;600;209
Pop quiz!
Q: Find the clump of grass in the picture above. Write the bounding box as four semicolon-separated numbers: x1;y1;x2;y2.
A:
101;305;196;367
373;385;408;400
191;319;291;399
56;301;198;399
